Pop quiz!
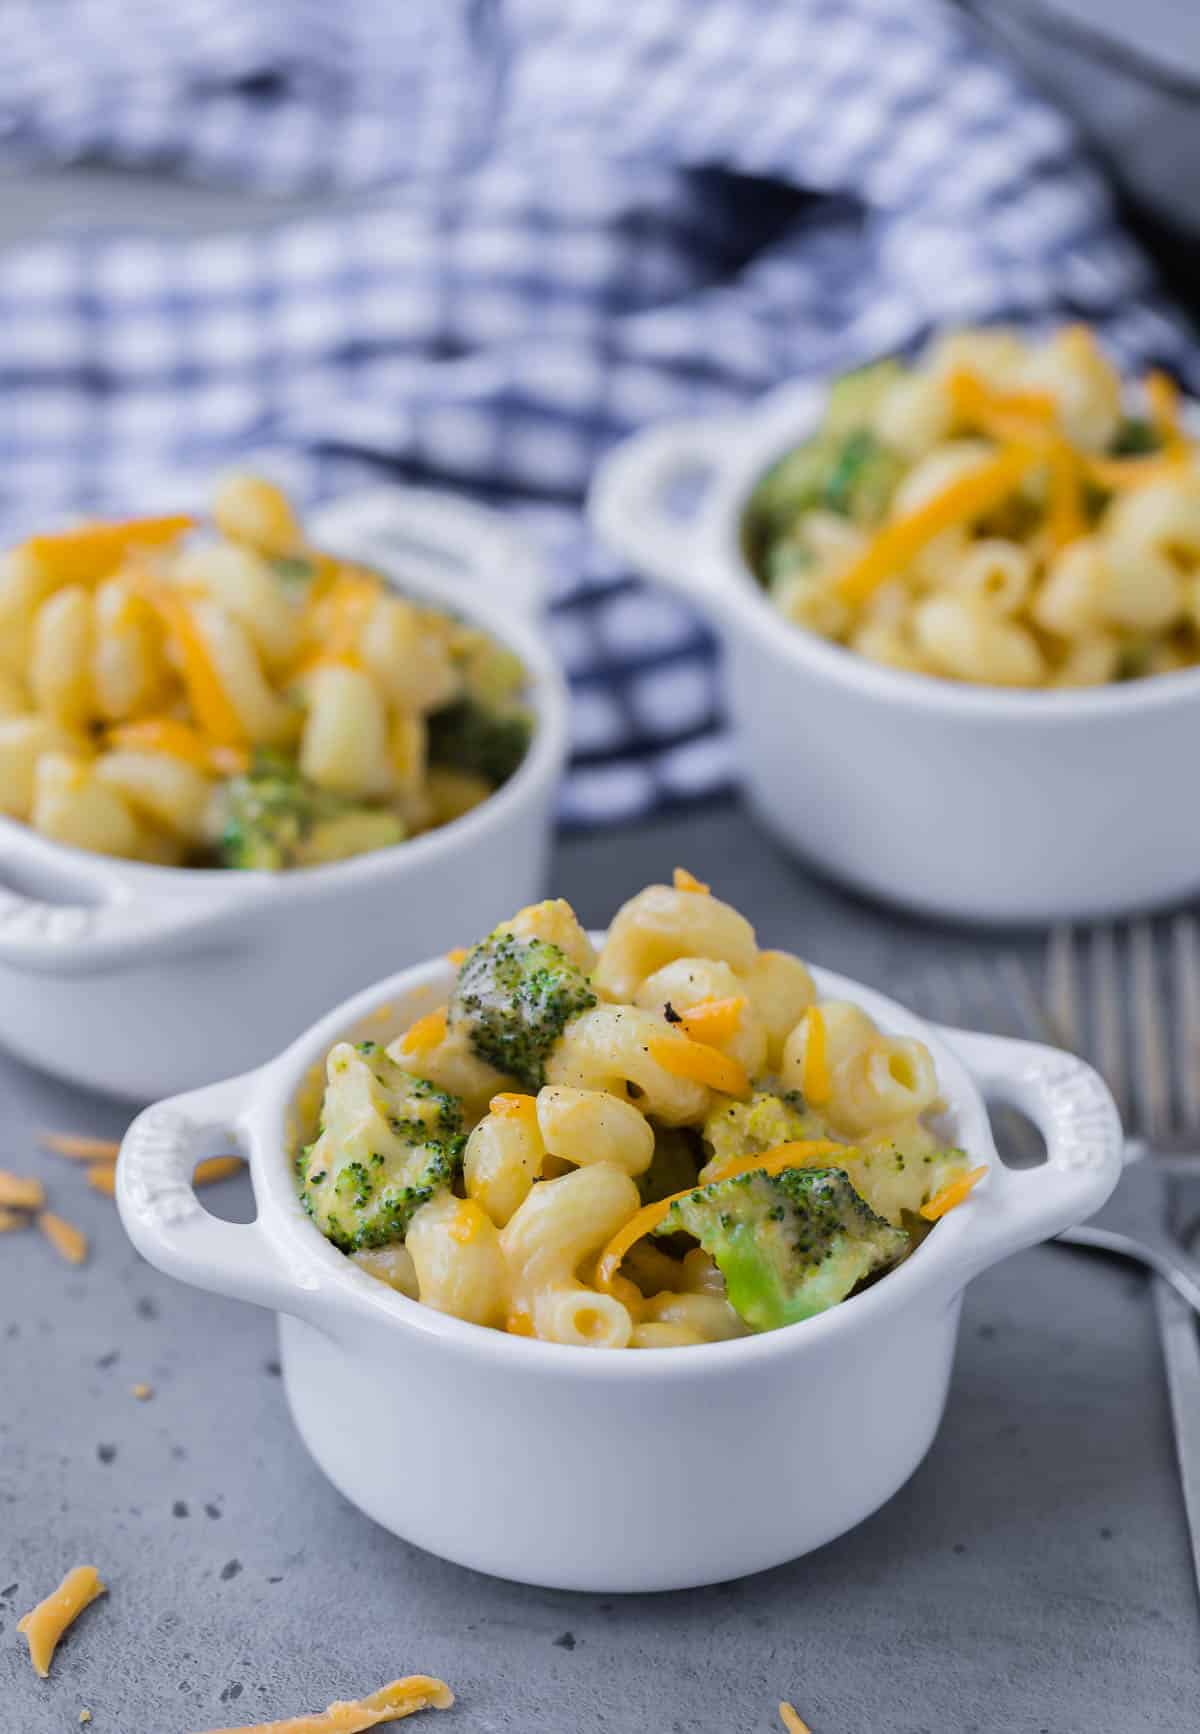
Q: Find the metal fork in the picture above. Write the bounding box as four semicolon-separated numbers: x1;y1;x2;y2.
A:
907;932;1200;1311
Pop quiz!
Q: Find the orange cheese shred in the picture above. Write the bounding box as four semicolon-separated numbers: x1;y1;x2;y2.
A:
595;1195;685;1293
835;443;1036;605
38;1211;89;1265
672;866;711;894
800;1007;832;1107
920;1164;989;1221
86;1162;117;1197
293;570;380;676
489;1093;538;1121
706;1139;846;1185
39;1132;121;1161
947;367;1058;436
399;1009;447;1055
1084;451;1186;491
135;575;247;746
505;1310;535;1337
0;1170;45;1210
193;1156;246;1187
25;516;193;586
677;996;746;1044
17;1565;106;1678
107;717;249;777
193;1675;453;1734
445;947;469;967
647;1034;750;1099
779;1703;812;1734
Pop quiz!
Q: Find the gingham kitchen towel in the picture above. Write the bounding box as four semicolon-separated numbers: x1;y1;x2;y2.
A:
1;0;1195;825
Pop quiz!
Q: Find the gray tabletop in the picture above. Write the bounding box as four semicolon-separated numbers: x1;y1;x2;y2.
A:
1;799;1197;1734
1;172;1198;1733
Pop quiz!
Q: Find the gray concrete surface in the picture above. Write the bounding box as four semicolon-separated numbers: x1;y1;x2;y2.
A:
1;801;1198;1734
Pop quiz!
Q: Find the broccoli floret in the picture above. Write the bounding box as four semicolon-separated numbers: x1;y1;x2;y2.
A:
700;1090;826;1176
300;1042;465;1252
745;428;902;582
448;929;597;1089
216;751;404;870
823;358;905;437
1110;415;1160;456
427;695;532;788
652;1166;909;1331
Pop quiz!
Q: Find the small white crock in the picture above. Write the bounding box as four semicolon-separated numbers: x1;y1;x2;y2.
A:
117;949;1121;1594
589;386;1200;925
0;488;569;1101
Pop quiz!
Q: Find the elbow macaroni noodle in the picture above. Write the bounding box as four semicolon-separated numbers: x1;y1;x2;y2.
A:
0;475;531;867
746;323;1200;688
300;875;979;1349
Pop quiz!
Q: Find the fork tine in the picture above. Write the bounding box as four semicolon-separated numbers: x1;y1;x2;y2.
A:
998;953;1055;1044
1047;926;1083;1053
1091;924;1130;1131
1130;918;1171;1142
1171;914;1200;1133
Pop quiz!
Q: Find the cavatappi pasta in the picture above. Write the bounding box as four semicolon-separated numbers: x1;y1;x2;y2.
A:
0;477;531;868
296;875;983;1347
744;324;1200;688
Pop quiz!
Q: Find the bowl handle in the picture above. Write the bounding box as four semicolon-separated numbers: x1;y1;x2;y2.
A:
116;1075;301;1315
0;853;263;976
309;485;551;617
588;417;738;597
931;1025;1123;1288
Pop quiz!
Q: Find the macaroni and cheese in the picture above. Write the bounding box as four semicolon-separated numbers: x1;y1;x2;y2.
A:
0;477;531;867
745;325;1200;688
297;874;982;1347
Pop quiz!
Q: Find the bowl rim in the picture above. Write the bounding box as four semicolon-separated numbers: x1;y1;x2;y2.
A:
692;375;1200;723
0;538;570;903
236;944;999;1378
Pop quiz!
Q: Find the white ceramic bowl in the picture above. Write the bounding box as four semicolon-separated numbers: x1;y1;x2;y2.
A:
589;386;1200;924
0;487;569;1101
117;947;1121;1593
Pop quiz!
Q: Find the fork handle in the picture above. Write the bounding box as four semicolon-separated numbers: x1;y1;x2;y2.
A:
933;1027;1124;1289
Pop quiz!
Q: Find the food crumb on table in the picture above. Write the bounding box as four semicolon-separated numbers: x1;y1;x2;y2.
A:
131;1383;153;1401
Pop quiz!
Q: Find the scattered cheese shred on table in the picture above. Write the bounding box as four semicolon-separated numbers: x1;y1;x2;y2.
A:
0;1205;30;1232
193;1156;246;1187
779;1703;811;1734
0;1169;45;1210
193;1674;454;1734
38;1211;89;1265
920;1164;989;1222
39;1132;122;1161
132;1383;153;1401
86;1163;118;1197
17;1565;106;1678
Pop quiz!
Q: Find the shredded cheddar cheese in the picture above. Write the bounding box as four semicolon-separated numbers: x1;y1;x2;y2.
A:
25;515;193;586
132;1383;153;1401
445;947;469;967
194;1675;454;1734
39;1132;121;1161
672;866;711;894
676;996;746;1044
86;1162;117;1197
489;1093;538;1121
707;1139;846;1185
779;1703;812;1734
595;1195;682;1292
835;443;1036;605
505;1310;535;1337
135;575;247;746
920;1164;988;1221
193;1156;246;1187
647;1034;750;1098
17;1565;106;1678
800;1007;831;1107
0;1170;45;1210
107;717;249;777
38;1211;88;1265
0;1205;30;1232
293;570;379;676
400;1009;448;1055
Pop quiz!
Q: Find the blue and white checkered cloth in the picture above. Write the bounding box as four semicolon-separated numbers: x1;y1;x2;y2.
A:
1;0;1196;825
